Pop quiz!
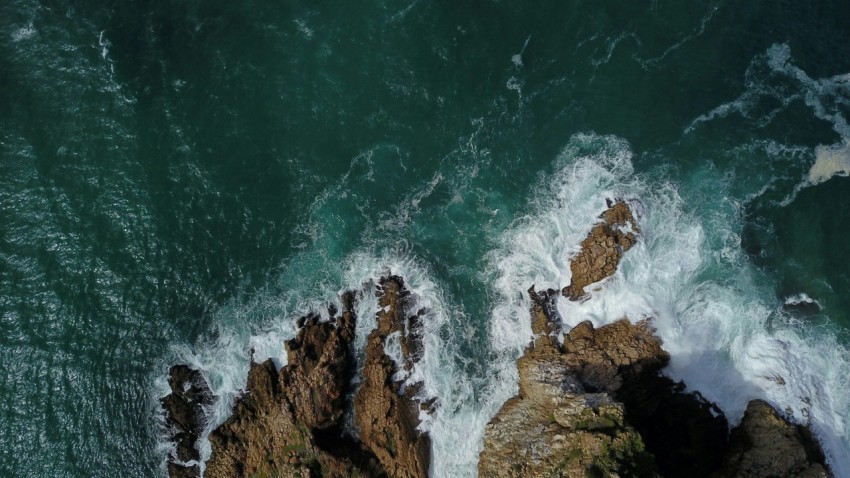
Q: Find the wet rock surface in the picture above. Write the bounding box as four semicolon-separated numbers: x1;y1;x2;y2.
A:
478;288;659;477
480;200;828;478
165;281;431;478
161;364;214;478
563;200;639;301
204;293;375;478
161;199;832;478
354;276;431;478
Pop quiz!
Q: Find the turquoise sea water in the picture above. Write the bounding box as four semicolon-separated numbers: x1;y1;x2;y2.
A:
3;1;850;476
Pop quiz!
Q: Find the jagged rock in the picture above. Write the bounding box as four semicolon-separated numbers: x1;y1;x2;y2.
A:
556;317;730;476
204;294;382;478
559;318;731;478
282;304;357;430
480;202;736;477
560;319;668;393
161;364;214;477
354;276;431;478
563;200;639;301
478;290;659;478
711;400;830;478
195;280;431;478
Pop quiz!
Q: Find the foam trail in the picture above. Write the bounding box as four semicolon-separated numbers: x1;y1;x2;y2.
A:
489;133;850;476
687;43;850;194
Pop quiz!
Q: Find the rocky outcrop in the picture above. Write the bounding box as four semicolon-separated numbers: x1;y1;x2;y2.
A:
161;364;214;478
354;276;431;478
168;279;431;478
479;288;659;477
480;200;732;477
161;197;833;478
712;400;829;478
563;200;639;301
204;292;377;478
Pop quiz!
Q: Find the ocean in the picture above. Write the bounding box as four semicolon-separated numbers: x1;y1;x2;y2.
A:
2;0;850;476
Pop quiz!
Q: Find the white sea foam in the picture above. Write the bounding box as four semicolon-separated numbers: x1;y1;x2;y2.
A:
785;292;820;307
339;252;466;446
11;23;36;42
811;142;850;184
486;133;850;476
151;275;346;473
155;131;850;476
153;248;469;475
638;4;718;69
511;35;531;68
687;43;850;194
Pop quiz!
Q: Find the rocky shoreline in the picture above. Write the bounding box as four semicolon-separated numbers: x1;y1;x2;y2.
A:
161;200;832;477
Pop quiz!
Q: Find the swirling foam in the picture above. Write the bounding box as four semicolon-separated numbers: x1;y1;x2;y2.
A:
154;133;850;477
487;133;850;476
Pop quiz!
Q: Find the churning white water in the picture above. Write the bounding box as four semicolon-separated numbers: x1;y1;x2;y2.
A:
155;132;850;477
485;133;850;476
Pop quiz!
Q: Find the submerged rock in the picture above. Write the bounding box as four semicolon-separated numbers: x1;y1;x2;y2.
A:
161;364;214;478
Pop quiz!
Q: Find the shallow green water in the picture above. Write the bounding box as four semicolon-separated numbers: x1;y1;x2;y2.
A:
2;1;850;476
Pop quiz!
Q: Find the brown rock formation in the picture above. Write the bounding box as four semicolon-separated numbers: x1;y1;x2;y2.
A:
480;198;735;478
160;196;833;478
712;400;830;478
354;276;431;478
478;201;657;477
563;200;639;300
204;293;382;478
161;364;214;478
478;288;659;477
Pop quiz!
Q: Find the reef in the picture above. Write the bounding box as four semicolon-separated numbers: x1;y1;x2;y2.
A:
161;200;831;478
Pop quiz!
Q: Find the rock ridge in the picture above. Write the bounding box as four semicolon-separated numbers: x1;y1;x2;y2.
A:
478;199;831;478
161;200;832;478
563;199;639;301
162;280;432;478
354;276;431;478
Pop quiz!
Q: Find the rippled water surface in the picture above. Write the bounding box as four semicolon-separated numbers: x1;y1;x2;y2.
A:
2;1;850;476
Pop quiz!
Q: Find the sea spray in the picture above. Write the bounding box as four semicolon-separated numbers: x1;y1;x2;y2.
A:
492;133;850;475
154;131;850;476
340;252;483;475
